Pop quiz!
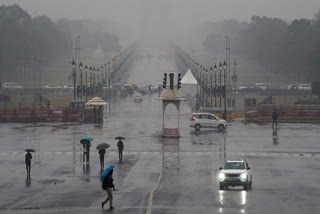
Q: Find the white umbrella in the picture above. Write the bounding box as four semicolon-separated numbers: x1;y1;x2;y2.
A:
85;97;108;106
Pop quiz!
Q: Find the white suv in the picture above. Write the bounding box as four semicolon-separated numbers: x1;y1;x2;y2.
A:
190;113;227;131
218;160;252;190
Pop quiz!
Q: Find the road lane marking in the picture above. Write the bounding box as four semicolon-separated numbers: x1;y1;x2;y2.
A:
146;168;163;214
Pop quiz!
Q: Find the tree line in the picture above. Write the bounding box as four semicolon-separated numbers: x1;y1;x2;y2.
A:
0;4;120;81
203;9;320;82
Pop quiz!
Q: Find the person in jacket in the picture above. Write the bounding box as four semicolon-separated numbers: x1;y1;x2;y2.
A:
101;169;115;209
86;142;91;163
83;143;87;162
117;140;124;161
272;109;279;129
25;151;32;175
99;149;106;170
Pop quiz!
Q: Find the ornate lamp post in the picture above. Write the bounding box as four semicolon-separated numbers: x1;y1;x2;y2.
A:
93;67;96;97
72;59;76;99
223;60;227;120
219;62;222;108
214;64;217;107
89;66;92;98
85;65;88;102
79;61;83;99
210;66;213;107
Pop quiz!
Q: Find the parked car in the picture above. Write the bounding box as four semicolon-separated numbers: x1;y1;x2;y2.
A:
255;83;267;90
43;84;62;89
218;159;252;190
3;82;23;89
63;84;74;90
133;93;143;103
190;113;227;131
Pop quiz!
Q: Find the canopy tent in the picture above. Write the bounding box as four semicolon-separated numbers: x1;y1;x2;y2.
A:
180;68;198;98
85;97;108;106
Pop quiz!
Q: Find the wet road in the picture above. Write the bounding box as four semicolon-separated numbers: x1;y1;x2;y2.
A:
1;45;320;214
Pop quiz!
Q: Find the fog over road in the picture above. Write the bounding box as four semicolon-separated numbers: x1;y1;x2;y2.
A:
1;45;320;214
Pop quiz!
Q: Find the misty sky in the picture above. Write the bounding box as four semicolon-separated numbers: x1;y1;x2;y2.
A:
0;0;319;23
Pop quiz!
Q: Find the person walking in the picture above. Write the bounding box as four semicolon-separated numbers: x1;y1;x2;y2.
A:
83;143;87;163
25;151;32;175
99;149;106;170
272;109;279;129
101;169;116;209
117;140;124;161
86;142;91;163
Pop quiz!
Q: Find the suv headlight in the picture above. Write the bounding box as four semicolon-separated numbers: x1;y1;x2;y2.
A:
219;173;225;181
240;173;247;181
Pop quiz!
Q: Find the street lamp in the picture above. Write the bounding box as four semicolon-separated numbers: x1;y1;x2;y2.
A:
97;68;100;97
210;66;213;108
72;59;76;99
219;62;222;108
93;67;96;97
223;60;227;120
202;66;206;107
79;61;83;99
214;64;217;107
200;65;203;105
85;65;88;102
89;66;92;98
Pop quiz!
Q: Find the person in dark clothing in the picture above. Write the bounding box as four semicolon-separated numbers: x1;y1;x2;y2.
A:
117;140;124;161
25;151;32;175
86;142;91;163
83;143;87;162
99;149;106;170
272;109;279;129
101;169;115;209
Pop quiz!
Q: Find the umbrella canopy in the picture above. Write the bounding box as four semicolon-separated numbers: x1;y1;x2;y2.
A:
86;97;107;106
84;137;94;142
114;136;125;140
96;143;110;150
25;149;35;152
101;165;115;181
80;139;90;145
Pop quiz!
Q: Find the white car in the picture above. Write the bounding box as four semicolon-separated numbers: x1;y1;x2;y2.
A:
190;113;227;131
297;84;311;91
43;84;62;89
255;83;267;90
3;82;23;89
63;84;74;90
218;159;252;190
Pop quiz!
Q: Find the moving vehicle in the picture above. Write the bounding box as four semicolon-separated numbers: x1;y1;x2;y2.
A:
297;84;311;91
190;113;227;131
63;84;74;90
3;82;23;89
133;93;143;103
219;159;252;190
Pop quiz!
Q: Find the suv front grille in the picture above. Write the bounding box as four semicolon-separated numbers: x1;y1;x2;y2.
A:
225;173;240;178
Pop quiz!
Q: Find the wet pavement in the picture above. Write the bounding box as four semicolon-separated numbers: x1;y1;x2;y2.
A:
1;45;320;213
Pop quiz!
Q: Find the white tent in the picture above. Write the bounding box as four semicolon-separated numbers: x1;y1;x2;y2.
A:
180;68;198;98
92;46;105;60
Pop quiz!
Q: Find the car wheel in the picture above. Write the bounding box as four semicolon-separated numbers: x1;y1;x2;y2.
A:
195;124;201;131
219;183;224;190
243;182;249;191
218;124;224;131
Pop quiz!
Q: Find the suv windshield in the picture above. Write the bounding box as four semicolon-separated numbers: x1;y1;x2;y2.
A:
224;162;245;170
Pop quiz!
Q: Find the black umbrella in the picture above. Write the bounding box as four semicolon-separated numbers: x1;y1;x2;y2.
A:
25;149;35;152
114;136;125;140
80;139;90;145
96;143;110;150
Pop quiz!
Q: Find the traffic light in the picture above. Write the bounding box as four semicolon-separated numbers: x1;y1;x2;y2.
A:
163;73;167;89
169;72;174;90
177;73;182;89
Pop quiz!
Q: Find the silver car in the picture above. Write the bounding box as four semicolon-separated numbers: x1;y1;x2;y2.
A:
190;113;227;131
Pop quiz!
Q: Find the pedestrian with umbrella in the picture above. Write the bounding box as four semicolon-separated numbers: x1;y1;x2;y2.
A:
101;165;116;210
115;136;125;161
96;143;110;171
25;149;34;176
80;137;93;163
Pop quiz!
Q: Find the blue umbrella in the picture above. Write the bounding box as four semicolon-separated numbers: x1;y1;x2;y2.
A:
101;165;115;181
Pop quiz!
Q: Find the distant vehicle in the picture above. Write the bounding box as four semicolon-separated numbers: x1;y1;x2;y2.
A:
133;93;143;103
218;159;252;190
239;84;253;90
288;84;298;90
297;84;311;91
190;113;227;131
63;84;74;90
43;84;62;89
3;82;23;89
255;83;267;90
